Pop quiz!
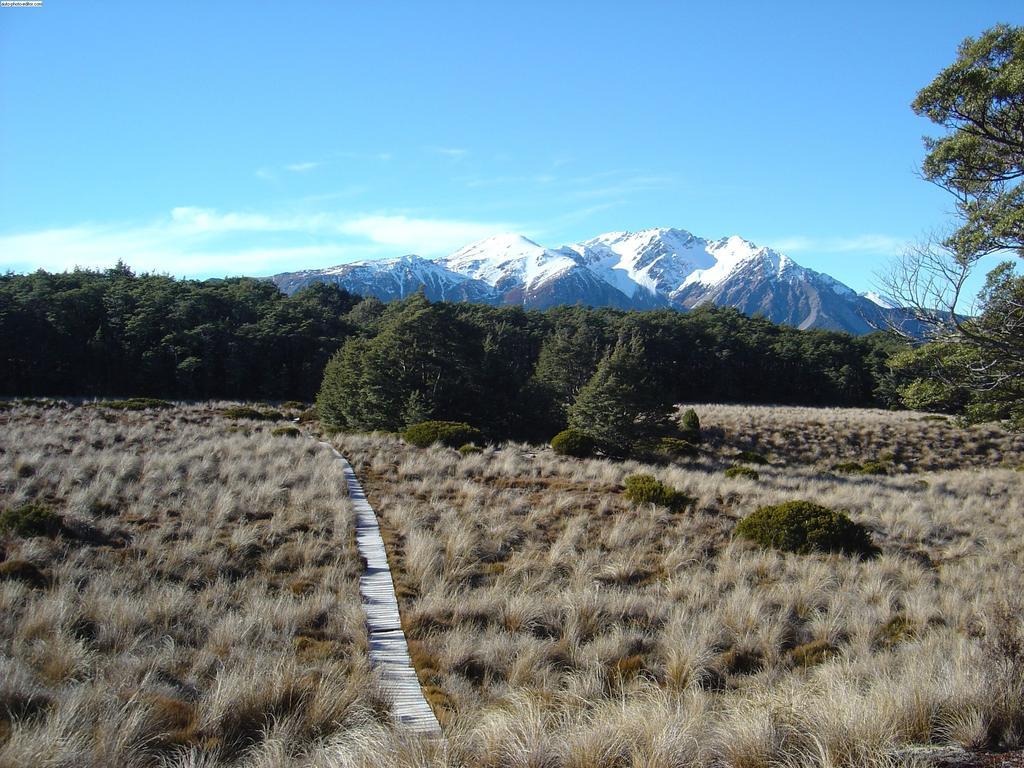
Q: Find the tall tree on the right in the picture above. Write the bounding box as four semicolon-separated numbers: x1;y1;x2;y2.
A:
882;24;1024;428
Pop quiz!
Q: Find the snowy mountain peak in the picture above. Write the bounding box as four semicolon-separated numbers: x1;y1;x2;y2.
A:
441;233;579;290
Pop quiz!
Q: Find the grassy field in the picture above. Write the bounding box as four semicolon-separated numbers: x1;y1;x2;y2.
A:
0;403;409;768
2;401;1023;767
334;404;1024;767
692;403;1024;471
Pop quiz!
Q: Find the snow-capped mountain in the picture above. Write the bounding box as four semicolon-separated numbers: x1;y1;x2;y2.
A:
271;254;498;304
269;227;905;335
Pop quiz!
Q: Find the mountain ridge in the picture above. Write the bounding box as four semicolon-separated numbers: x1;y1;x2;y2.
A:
270;227;906;335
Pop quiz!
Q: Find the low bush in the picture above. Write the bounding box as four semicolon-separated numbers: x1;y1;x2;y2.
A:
724;465;759;480
94;398;173;411
458;443;482;456
658;437;700;458
623;474;694;512
0;502;62;538
297;407;318;423
735;450;769;465
271;426;301;438
403;421;483;449
735;500;878;557
280;401;307;411
680;408;702;443
551;428;595;458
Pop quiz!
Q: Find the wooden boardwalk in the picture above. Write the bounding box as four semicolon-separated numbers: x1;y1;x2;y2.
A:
320;443;443;737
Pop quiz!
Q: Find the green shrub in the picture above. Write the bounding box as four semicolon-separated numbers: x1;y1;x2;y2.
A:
297;407;318;423
859;461;890;475
280;401;307;411
658;437;699;458
403;421;483;449
458;443;482;456
94;398;173;411
735;500;878;557
830;460;890;476
724;465;759;480
551;428;595;458
735;450;769;465
271;426;301;438
0;502;61;538
623;474;694;512
680;408;702;442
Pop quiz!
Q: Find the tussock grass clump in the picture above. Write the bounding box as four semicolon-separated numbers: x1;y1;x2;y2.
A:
0;502;61;537
789;639;839;667
724;465;759;480
221;405;283;421
623;473;694;511
736;500;878;557
690;402;1024;470
92;397;173;411
270;425;301;438
0;559;51;588
403;420;482;448
735;450;769;465
550;428;595;458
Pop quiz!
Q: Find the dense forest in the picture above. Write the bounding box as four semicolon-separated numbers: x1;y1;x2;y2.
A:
0;264;361;400
0;266;906;439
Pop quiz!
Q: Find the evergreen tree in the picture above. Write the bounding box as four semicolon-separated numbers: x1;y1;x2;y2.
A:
567;332;675;458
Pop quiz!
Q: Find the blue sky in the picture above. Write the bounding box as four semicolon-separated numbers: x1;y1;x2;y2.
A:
1;1;1021;299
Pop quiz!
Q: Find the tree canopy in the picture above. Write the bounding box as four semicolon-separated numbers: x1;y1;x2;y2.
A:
0;267;359;400
884;24;1024;429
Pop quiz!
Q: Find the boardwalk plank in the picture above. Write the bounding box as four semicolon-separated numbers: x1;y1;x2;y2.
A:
320;443;443;738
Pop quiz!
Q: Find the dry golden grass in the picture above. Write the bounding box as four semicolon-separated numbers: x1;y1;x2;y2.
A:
331;403;1024;767
691;402;1024;471
5;401;1024;767
0;403;411;768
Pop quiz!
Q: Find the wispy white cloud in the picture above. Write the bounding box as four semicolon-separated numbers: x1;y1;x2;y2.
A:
0;206;516;277
432;147;469;158
337;214;512;253
771;234;908;255
284;161;320;172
